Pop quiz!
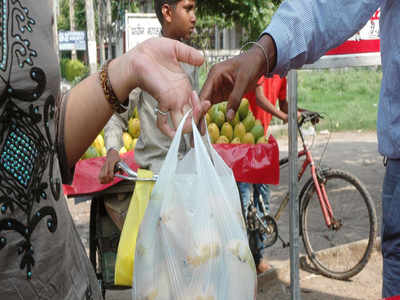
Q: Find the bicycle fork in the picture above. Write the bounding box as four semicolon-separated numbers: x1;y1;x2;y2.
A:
312;167;341;230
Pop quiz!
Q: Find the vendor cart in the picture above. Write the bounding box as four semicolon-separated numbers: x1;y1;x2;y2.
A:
63;136;280;298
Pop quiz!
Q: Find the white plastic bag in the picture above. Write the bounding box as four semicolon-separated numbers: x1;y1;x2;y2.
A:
132;112;257;300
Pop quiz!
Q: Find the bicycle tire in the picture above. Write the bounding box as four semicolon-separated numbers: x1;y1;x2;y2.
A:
301;168;377;280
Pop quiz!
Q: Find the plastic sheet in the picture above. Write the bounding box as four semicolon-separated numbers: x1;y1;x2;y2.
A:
63;137;279;197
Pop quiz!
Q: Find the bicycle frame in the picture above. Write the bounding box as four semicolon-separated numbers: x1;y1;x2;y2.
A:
273;123;335;229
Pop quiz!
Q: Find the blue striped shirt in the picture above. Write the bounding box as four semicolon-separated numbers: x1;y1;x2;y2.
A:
264;0;400;158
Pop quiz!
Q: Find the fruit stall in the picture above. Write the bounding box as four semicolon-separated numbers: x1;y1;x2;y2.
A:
63;99;280;196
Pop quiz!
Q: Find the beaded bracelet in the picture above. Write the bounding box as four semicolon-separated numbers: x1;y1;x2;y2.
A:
99;60;127;113
240;41;271;77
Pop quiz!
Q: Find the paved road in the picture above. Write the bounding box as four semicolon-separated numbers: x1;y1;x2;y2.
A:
67;130;384;300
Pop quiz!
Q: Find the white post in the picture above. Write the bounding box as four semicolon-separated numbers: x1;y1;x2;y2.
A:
69;0;77;60
51;0;59;59
85;0;97;74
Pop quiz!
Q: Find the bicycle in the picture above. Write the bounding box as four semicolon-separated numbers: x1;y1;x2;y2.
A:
242;110;378;280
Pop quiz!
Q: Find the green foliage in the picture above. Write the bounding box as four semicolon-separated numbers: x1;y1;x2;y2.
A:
74;0;87;30
65;59;88;82
196;0;280;43
58;0;69;30
59;58;70;79
58;0;139;42
112;0;139;21
58;0;86;31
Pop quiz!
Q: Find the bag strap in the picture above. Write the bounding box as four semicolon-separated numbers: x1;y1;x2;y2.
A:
158;110;192;177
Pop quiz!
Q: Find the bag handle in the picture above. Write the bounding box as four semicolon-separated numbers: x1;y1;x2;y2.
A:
158;110;192;178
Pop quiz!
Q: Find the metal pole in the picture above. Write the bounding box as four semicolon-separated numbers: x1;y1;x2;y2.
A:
288;70;301;299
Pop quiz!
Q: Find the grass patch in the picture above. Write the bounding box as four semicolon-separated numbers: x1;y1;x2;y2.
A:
297;67;381;132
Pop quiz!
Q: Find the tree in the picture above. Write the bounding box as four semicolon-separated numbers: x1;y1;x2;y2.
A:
58;0;86;31
195;0;281;46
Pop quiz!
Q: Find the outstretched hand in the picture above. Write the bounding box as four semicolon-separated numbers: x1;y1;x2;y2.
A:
199;35;276;125
130;37;211;138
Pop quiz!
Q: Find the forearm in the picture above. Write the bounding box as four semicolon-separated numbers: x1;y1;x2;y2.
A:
256;96;287;122
64;59;133;167
263;0;381;75
279;100;289;115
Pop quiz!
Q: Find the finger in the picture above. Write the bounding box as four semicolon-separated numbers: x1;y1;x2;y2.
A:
157;112;175;139
190;91;211;135
106;165;115;183
200;116;207;136
226;71;249;120
175;40;204;67
98;169;106;183
199;67;216;103
200;101;211;135
188;91;200;135
99;163;112;184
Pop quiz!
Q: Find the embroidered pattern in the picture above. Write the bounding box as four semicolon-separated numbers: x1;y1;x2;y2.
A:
0;0;60;280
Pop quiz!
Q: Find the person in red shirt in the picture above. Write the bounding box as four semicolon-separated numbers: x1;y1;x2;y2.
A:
246;75;289;133
238;74;295;274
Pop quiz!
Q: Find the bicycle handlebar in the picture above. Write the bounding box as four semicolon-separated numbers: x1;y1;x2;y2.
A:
298;109;323;128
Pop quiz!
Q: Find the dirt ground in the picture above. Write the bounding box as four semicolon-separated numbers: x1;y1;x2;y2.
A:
67;130;385;300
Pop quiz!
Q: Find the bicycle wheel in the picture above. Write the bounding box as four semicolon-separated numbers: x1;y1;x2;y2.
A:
301;168;377;280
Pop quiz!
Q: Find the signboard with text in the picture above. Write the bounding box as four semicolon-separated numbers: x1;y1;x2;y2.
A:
58;31;86;51
125;13;161;52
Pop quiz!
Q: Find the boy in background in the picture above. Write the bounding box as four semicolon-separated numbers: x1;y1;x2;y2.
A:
99;0;198;229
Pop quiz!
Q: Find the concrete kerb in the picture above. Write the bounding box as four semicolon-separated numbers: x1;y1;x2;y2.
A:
257;237;381;291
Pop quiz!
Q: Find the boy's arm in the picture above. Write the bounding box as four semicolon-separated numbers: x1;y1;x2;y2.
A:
99;90;140;184
255;85;288;122
277;77;301;119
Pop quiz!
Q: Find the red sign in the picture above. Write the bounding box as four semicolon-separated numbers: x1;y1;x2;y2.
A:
326;9;380;55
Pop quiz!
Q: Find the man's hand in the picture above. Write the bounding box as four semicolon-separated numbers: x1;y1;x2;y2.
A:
125;37;211;138
281;111;301;124
99;149;121;184
200;35;276;123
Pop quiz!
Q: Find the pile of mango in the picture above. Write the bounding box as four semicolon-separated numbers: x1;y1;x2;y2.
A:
206;99;268;144
81;108;141;159
81;98;268;160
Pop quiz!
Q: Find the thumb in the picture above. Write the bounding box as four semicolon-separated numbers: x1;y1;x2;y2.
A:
174;40;204;67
